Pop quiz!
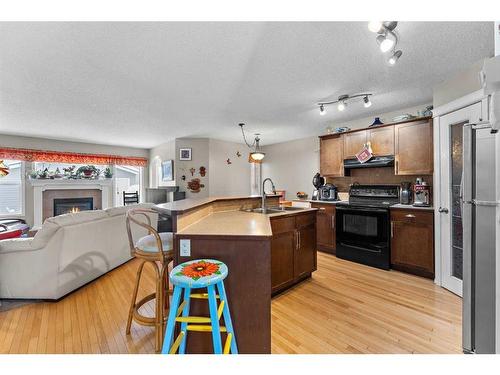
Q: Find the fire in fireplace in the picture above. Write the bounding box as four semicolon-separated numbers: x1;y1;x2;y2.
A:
53;197;93;216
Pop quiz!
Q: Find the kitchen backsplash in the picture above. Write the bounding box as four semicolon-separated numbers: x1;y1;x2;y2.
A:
326;167;433;192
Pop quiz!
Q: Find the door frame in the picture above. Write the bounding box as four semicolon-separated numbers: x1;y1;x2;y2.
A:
433;89;489;289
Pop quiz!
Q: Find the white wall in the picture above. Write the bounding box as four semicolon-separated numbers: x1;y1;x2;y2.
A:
262;136;319;201
208;139;251;196
149;137;251;198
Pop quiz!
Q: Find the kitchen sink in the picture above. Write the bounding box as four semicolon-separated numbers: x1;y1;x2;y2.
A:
244;206;306;214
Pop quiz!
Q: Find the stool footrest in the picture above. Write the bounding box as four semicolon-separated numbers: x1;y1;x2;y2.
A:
169;331;185;354
190;293;219;299
223;333;233;354
186;325;227;333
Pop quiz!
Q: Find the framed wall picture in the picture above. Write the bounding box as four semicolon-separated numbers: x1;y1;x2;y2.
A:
179;148;192;161
161;160;174;181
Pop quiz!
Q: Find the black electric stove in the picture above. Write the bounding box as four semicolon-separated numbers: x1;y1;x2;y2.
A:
335;185;399;270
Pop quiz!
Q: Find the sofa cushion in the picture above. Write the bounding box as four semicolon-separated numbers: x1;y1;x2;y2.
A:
136;232;173;252
47;210;108;227
105;203;154;217
31;220;61;249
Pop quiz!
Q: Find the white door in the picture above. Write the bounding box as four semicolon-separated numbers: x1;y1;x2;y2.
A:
438;102;482;296
114;178;130;207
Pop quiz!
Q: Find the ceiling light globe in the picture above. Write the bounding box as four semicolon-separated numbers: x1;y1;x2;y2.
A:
388;50;402;65
379;38;395;53
337;101;346;111
250;152;265;161
368;21;383;33
363;96;372;108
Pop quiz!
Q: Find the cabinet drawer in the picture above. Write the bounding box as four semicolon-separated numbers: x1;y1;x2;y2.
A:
391;209;433;225
310;203;335;215
271;216;295;234
295;212;316;228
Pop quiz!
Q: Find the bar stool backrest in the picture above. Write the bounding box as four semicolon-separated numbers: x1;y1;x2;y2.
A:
126;208;163;257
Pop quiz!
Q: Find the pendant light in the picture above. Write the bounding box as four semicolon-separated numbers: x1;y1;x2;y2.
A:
319;104;326;116
239;123;265;161
0;160;10;177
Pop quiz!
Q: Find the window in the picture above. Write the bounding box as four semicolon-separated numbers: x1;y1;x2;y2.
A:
0;160;24;216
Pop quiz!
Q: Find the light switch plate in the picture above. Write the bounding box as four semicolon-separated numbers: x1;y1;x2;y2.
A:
179;239;191;257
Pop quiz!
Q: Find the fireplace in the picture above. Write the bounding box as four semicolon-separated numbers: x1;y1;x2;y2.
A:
53;197;94;217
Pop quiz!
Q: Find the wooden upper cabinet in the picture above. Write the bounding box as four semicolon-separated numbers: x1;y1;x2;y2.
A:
368;126;394;156
343;130;367;158
394;119;433;175
320;136;344;177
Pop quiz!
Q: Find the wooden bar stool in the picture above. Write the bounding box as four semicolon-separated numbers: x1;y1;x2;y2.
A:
125;208;174;353
161;259;238;354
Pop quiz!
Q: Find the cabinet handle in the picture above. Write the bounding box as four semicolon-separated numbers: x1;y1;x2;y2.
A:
391;221;394;238
296;231;299;250
318;207;326;211
405;214;416;218
331;215;335;229
298;231;301;249
395;160;399;174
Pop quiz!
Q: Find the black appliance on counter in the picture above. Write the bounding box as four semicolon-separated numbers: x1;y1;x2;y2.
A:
311;173;325;201
335;184;399;270
319;183;339;201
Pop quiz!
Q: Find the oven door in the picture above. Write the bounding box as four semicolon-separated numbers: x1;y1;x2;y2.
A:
335;205;390;269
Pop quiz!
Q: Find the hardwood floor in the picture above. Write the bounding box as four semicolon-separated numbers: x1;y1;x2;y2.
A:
0;252;462;354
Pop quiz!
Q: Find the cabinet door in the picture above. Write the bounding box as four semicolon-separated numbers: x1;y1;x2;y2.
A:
343;130;368;158
394;120;433;175
391;213;434;279
368;126;394;156
295;223;317;279
320;136;344;177
311;203;335;252
271;230;297;292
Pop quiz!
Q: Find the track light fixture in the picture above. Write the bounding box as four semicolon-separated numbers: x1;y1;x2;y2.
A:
368;21;403;65
317;93;373;115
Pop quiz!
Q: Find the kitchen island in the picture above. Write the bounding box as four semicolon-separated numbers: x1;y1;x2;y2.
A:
154;195;317;354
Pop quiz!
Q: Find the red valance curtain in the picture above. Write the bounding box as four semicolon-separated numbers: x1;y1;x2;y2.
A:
0;147;148;167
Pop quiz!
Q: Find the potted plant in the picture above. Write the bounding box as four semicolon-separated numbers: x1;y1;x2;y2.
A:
104;167;113;178
76;165;100;179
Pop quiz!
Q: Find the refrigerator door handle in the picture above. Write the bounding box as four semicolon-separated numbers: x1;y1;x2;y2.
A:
472;199;500;207
462;123;474;353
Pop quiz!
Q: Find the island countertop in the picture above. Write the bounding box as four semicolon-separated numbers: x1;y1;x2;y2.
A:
154;195;279;215
176;207;318;237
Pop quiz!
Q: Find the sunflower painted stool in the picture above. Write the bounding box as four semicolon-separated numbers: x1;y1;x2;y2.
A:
161;259;238;354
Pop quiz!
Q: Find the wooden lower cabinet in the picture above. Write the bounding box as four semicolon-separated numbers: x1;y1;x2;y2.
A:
390;208;434;279
310;202;336;254
270;212;317;294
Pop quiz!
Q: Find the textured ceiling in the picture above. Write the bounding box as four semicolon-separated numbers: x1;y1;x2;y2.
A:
0;22;494;148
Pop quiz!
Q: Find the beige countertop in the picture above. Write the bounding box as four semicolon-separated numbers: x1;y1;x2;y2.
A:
154;195;277;214
176;207;317;237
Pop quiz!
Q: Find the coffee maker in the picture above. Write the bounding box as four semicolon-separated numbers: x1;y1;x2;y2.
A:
413;178;431;207
400;182;412;205
312;173;325;201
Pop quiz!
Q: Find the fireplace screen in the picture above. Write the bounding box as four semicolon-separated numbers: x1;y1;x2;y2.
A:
53;197;93;216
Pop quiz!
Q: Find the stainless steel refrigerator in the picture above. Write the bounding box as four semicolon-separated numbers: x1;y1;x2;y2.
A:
461;121;498;354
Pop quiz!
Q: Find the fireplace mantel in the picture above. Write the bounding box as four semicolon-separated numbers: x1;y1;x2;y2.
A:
29;179;113;230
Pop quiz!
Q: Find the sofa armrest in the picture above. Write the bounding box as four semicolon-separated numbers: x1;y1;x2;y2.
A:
0;238;40;254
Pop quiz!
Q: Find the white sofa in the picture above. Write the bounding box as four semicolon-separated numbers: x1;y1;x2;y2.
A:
0;203;158;300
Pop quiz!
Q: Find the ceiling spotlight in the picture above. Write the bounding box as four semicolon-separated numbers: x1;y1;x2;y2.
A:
368;21;383;33
337;101;346;112
319;104;326;116
388;50;403;65
363;96;372;108
376;34;394;53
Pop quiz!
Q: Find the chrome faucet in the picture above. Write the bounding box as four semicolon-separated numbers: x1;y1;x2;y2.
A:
261;178;277;212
